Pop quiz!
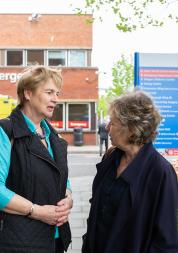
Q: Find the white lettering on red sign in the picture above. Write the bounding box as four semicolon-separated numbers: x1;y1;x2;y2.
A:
69;121;88;128
0;73;22;83
50;121;63;128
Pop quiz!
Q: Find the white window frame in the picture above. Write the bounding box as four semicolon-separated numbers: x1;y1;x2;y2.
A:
5;49;25;67
66;102;91;131
44;50;48;66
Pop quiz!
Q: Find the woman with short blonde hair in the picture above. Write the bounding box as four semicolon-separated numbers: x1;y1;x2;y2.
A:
0;66;72;253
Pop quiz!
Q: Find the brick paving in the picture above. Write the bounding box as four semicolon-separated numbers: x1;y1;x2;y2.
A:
67;176;94;253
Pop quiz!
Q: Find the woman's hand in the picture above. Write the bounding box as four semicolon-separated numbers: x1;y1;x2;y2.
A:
31;204;64;225
56;193;73;227
29;191;73;226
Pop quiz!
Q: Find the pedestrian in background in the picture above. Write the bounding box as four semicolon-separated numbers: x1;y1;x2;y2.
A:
0;66;72;253
98;120;109;156
82;90;178;253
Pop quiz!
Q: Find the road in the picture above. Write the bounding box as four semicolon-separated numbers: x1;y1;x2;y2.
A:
68;153;101;178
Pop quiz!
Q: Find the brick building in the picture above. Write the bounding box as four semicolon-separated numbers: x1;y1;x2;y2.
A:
0;14;98;145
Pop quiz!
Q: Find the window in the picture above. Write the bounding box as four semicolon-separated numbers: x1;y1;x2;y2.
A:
5;49;89;67
49;104;64;129
27;50;44;65
69;50;86;67
6;50;23;66
48;50;66;66
67;103;90;129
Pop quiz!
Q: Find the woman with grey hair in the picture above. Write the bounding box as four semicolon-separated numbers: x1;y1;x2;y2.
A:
82;90;178;253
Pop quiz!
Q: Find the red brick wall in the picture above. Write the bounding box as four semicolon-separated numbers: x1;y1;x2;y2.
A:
0;14;97;145
0;14;92;48
0;68;19;97
61;68;98;100
0;67;98;100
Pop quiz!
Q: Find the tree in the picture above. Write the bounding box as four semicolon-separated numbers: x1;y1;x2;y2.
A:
107;55;134;98
97;94;109;120
76;0;178;32
97;55;134;118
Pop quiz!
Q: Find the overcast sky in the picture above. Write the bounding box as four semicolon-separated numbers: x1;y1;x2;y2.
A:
0;0;178;92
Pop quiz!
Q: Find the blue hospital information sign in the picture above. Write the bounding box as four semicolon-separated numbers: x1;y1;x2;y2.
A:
134;53;178;169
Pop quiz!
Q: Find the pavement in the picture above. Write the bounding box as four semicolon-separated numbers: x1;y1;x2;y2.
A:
68;145;99;154
67;176;94;253
67;145;98;253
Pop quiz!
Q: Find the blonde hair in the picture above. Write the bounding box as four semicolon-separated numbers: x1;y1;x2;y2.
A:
17;66;62;107
109;90;162;145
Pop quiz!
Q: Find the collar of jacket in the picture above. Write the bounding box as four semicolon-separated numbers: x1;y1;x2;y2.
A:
96;142;155;205
10;105;61;139
9;105;68;171
10;105;32;139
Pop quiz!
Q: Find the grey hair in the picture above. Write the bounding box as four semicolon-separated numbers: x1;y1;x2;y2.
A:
109;90;162;145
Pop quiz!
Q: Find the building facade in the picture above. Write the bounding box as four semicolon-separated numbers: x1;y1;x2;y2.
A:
0;14;98;145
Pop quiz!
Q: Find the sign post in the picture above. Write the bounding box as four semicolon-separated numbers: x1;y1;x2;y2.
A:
134;53;178;172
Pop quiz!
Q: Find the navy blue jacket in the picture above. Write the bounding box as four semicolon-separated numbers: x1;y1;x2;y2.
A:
83;142;178;253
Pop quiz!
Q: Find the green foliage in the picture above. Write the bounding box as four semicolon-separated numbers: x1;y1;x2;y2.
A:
97;94;109;119
76;0;178;32
107;55;134;98
97;55;134;118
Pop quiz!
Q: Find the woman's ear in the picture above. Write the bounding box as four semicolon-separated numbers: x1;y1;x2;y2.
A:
24;89;32;101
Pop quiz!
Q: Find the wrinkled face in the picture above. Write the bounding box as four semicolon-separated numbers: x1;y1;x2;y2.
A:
106;114;130;149
24;78;60;119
